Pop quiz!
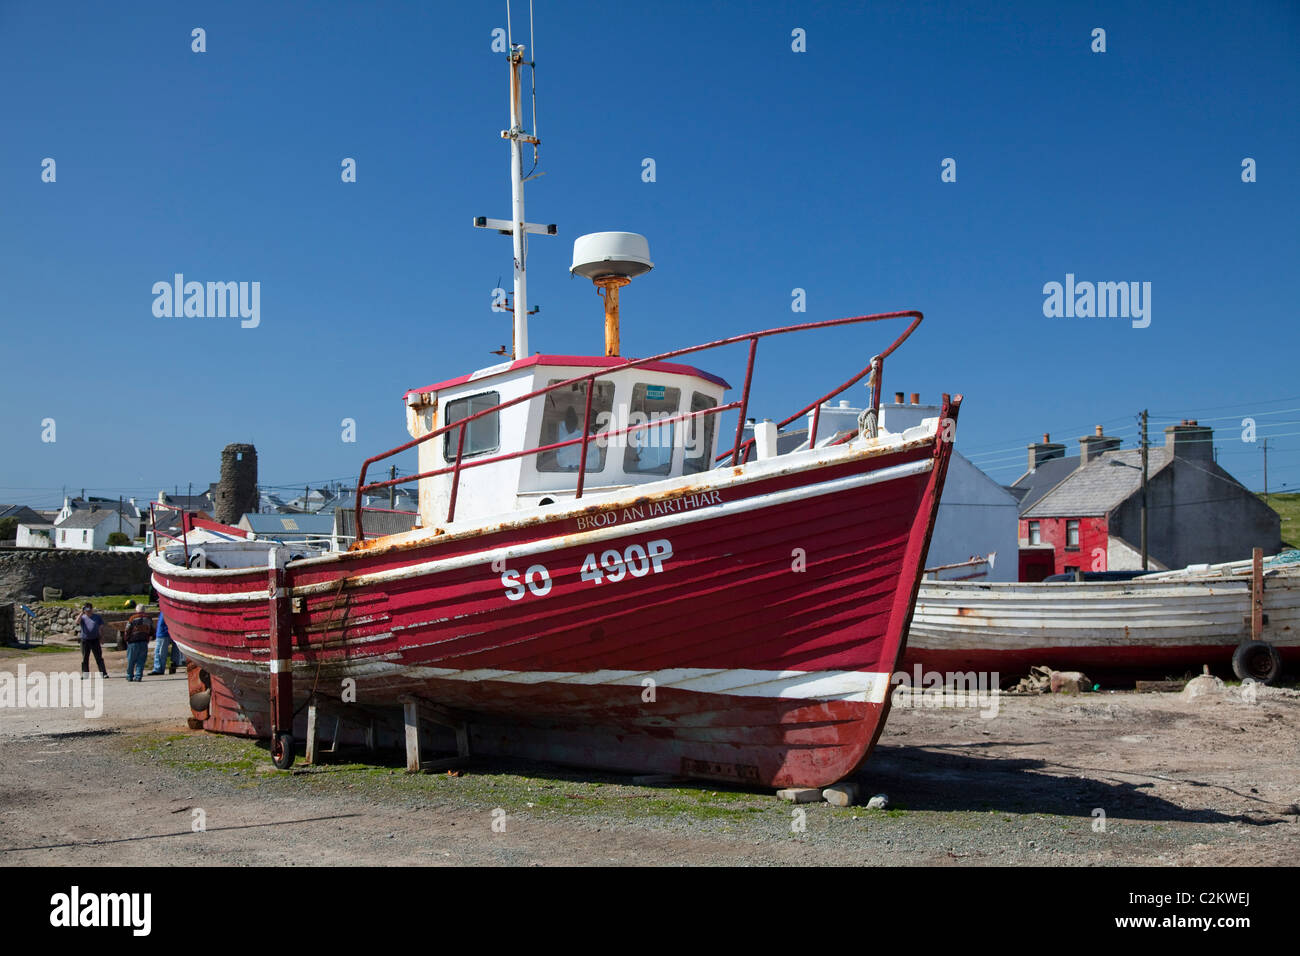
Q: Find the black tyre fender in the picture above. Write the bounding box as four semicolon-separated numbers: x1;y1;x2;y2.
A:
1231;640;1282;685
271;733;295;770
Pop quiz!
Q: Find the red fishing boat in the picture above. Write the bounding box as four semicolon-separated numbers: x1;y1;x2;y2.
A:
149;38;960;789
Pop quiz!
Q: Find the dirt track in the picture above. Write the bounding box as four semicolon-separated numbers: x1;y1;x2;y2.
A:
2;645;1297;866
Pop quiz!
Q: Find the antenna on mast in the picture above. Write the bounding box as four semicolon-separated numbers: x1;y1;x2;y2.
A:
474;1;555;360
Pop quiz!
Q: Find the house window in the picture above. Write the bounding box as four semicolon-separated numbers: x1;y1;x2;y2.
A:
683;392;718;475
624;383;681;476
443;391;500;461
82;530;89;543
61;530;67;543
537;379;614;473
1066;519;1080;549
1028;521;1041;545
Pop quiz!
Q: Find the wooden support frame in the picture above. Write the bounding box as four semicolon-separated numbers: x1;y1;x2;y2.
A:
398;694;471;773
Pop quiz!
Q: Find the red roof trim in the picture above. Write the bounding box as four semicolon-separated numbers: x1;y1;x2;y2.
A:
403;354;731;399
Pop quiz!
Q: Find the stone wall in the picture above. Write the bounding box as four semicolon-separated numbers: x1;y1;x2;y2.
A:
0;549;150;603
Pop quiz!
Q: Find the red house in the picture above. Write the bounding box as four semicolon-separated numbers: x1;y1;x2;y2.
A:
1008;422;1280;578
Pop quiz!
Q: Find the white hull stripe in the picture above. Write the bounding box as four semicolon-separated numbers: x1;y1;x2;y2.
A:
174;650;893;704
153;456;933;606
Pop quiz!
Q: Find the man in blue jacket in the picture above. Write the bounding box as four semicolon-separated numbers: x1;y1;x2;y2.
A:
149;612;184;675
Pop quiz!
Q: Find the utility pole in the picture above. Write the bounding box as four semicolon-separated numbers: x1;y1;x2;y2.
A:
1140;409;1149;571
1263;438;1269;501
118;496;123;535
389;465;397;509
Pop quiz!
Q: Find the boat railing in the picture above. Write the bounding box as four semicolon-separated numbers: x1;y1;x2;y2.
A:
353;309;923;542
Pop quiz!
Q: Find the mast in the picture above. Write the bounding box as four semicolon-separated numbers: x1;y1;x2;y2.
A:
508;44;529;357
474;38;555;359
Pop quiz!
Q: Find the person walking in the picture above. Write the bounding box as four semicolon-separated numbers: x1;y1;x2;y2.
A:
75;602;109;678
149;611;183;675
124;603;152;681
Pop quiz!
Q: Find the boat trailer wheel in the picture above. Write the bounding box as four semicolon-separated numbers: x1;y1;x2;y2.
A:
271;733;295;770
1231;640;1282;686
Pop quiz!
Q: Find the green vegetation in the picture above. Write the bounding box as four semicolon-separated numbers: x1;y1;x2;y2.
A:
44;594;151;610
1261;492;1300;550
105;531;132;547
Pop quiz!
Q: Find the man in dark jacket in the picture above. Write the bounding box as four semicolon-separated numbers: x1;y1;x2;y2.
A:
76;602;109;678
124;604;152;681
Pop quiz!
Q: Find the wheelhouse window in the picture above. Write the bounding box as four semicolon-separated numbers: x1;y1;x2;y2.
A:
537;379;614;473
624;383;681;476
443;391;500;460
1027;521;1041;545
683;391;718;475
1065;519;1080;549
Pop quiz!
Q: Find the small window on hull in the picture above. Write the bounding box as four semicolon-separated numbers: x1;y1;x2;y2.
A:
444;391;501;460
537;380;615;473
625;383;681;476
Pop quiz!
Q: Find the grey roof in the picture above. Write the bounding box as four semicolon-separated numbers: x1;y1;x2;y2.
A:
1023;448;1173;518
0;505;46;524
67;496;139;517
334;509;419;540
1009;455;1082;514
57;508;122;529
240;513;335;536
158;493;214;513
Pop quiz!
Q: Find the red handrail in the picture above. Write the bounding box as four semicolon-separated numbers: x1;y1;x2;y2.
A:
354;309;923;542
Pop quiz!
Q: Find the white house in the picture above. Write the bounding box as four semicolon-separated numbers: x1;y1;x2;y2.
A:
54;507;141;550
15;523;54;549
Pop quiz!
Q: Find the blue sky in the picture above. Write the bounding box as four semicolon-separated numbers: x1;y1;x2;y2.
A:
2;0;1297;508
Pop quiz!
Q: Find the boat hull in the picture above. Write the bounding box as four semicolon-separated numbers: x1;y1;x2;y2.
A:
154;416;958;789
903;575;1300;679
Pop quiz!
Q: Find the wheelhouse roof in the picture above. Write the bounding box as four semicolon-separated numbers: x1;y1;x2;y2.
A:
403;354;731;400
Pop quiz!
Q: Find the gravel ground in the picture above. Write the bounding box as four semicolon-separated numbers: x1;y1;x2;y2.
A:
2;645;1298;866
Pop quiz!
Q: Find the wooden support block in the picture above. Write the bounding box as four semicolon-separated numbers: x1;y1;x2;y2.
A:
776;787;824;804
403;700;421;773
305;703;319;765
823;783;858;807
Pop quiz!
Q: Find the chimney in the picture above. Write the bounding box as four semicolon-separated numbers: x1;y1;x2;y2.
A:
910;393;920;405
894;392;904;404
1078;424;1122;465
1165;419;1212;461
1027;433;1066;471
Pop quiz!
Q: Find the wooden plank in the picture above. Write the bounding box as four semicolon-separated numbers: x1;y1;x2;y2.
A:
403;700;420;773
1252;547;1264;641
305;703;319;764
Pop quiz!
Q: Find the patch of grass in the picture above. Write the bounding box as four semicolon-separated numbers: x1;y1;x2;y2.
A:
0;643;71;655
44;594;151;610
1260;493;1300;550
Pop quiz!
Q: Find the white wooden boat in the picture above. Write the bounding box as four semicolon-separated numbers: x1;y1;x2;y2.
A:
903;553;1300;682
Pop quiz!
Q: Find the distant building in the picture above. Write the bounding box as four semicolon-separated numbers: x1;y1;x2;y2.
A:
237;512;335;545
54;506;140;550
1011;421;1280;575
15;522;55;549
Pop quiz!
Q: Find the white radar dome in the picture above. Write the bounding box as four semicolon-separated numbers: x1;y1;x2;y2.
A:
570;232;654;280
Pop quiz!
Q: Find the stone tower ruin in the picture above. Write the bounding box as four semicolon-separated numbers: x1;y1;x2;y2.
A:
216;443;258;525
